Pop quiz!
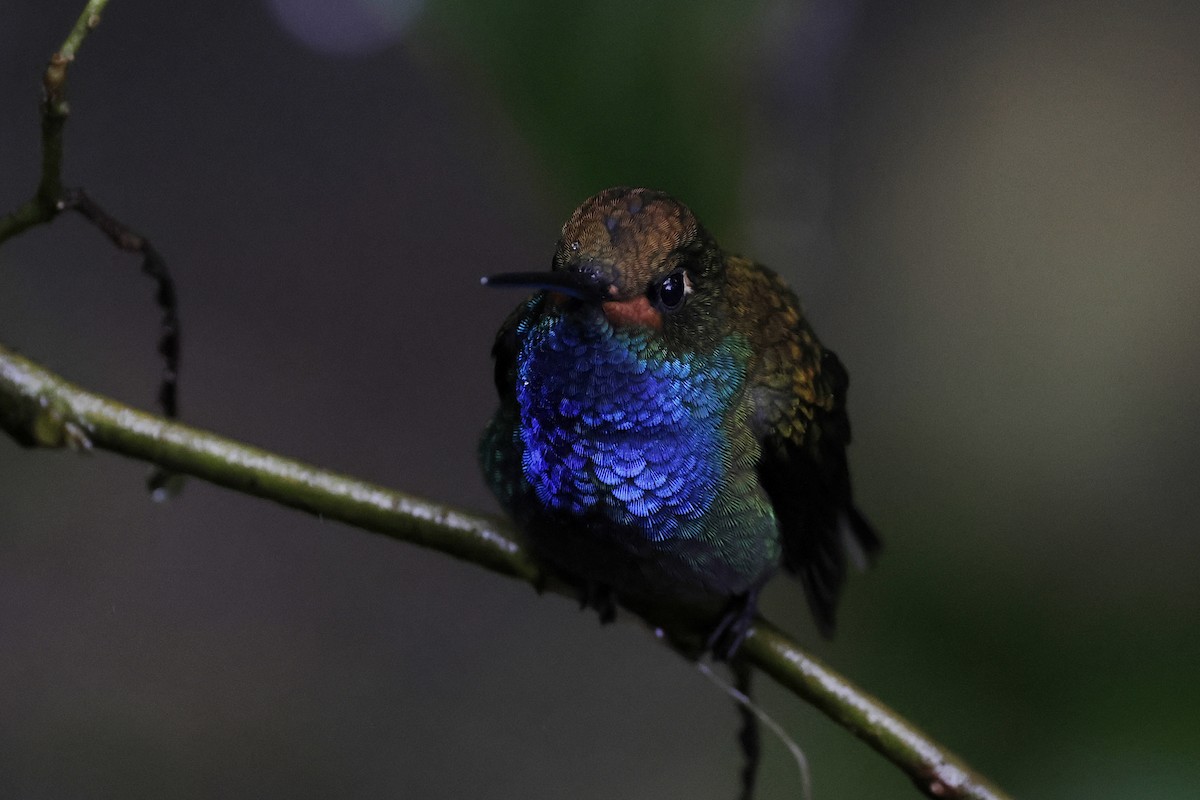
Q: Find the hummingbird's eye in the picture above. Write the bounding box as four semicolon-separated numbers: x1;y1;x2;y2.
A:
651;270;692;312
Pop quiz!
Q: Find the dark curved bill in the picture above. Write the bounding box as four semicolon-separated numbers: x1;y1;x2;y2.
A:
480;270;608;302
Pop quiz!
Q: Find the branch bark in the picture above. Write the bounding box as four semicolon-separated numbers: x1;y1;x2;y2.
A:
0;343;1010;800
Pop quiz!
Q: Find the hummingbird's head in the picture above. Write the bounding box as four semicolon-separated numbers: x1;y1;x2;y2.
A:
484;187;725;344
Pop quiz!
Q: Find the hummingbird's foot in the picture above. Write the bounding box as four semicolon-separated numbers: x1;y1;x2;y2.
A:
578;581;617;625
705;587;763;661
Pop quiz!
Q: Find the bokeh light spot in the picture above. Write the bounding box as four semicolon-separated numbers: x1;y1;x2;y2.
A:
265;0;423;56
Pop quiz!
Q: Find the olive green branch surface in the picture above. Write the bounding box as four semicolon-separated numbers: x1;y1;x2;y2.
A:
0;343;1009;800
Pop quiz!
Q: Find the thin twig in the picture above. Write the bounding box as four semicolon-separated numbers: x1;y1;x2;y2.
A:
0;0;112;243
698;661;810;800
0;343;1012;800
61;189;181;419
732;659;764;800
0;2;183;443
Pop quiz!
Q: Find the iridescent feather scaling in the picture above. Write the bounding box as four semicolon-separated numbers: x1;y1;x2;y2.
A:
480;187;878;649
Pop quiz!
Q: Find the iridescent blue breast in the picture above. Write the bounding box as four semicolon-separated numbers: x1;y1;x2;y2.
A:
514;304;745;542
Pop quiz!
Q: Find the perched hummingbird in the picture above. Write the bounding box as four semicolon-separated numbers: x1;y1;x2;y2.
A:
480;187;878;653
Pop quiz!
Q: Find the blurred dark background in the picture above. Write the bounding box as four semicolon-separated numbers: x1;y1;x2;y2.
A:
2;1;1198;798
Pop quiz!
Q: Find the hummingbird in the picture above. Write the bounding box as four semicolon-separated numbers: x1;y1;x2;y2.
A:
479;187;878;654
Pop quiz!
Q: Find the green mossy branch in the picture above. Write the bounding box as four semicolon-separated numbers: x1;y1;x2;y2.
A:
0;343;1009;800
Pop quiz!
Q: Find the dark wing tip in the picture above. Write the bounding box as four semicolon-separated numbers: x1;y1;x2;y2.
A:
846;505;883;566
760;344;880;639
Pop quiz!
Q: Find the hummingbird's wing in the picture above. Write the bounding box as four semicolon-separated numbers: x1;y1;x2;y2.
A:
489;296;539;396
758;348;880;638
480;296;543;505
729;258;880;638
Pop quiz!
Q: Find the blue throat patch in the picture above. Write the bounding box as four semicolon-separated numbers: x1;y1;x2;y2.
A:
515;304;745;542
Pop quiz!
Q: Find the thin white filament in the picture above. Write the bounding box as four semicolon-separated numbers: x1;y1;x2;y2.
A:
696;661;813;800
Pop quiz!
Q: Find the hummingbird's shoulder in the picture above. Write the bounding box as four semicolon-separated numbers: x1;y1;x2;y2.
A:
720;254;880;637
488;293;539;400
720;255;833;446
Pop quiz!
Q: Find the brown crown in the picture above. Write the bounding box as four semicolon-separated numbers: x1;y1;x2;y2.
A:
556;187;701;299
